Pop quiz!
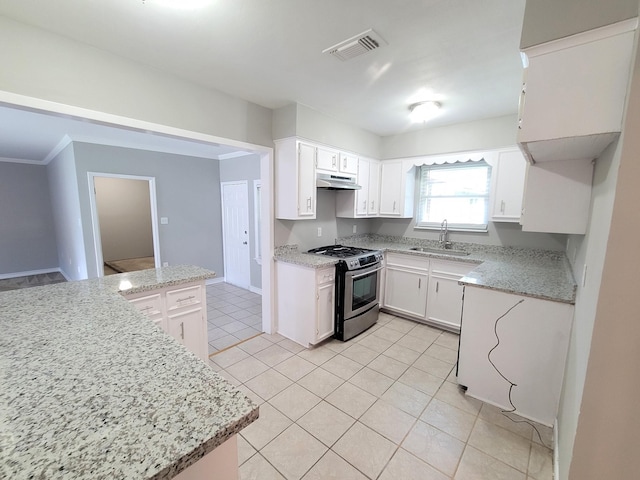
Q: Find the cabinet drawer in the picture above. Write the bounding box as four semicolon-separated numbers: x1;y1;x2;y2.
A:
385;252;430;271
430;260;477;279
129;293;163;317
316;268;336;285
166;285;202;311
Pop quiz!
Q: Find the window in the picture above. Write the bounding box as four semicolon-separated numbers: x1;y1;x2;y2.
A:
416;161;492;231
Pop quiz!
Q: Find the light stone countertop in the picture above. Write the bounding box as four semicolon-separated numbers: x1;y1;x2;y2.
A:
0;265;259;480
274;235;576;304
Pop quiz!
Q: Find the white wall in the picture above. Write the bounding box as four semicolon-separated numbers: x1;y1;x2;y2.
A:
95;176;154;262
520;0;638;48
0;16;273;148
47;144;88;280
219;154;262;289
380;114;519;160
0;162;58;275
72;142;223;279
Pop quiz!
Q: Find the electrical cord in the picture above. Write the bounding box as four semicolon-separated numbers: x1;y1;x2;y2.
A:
487;298;552;449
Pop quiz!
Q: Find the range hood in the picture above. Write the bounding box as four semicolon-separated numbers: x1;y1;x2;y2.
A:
316;172;361;190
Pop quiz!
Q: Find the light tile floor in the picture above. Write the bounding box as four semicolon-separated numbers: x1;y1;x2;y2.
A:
206;282;263;354
209;312;554;480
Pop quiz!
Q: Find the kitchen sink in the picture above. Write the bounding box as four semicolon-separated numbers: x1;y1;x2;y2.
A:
410;246;470;256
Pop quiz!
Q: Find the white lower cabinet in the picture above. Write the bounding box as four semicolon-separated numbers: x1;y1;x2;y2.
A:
276;262;335;347
124;281;208;361
383;253;475;333
383;253;429;318
426;260;475;332
457;286;574;426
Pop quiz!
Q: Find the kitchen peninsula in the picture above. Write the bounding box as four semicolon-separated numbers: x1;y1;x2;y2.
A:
0;266;258;479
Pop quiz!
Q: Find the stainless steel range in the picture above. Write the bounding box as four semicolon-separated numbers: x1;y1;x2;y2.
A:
308;245;383;341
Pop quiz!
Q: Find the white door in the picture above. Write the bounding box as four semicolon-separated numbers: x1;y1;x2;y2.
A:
221;182;251;289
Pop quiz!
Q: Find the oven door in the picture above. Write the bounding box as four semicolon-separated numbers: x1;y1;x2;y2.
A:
343;262;382;319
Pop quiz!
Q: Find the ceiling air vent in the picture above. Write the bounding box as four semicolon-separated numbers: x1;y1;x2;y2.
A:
322;29;387;61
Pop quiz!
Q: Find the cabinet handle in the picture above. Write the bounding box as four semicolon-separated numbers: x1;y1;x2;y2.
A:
307;197;312;211
180;322;184;340
436;281;439;293
177;295;196;303
418;278;421;289
332;155;337;168
371;200;375;210
142;305;152;312
363;200;367;209
393;201;397;212
501;200;505;214
343;158;347;169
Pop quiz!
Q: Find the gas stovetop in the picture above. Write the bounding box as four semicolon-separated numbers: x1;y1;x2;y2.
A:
308;245;383;270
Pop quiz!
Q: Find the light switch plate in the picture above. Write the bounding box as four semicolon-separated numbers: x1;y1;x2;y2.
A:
160;217;169;225
317;227;322;237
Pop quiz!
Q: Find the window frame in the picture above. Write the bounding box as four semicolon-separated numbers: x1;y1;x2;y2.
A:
415;160;492;232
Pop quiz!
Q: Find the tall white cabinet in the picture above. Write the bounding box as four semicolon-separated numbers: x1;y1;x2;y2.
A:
275;138;317;220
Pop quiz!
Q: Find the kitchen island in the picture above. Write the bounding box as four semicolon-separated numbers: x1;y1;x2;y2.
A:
0;265;258;479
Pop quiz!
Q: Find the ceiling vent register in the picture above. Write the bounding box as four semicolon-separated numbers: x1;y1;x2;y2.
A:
323;29;387;61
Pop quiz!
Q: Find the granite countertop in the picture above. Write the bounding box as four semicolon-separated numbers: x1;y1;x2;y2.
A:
0;265;258;480
275;236;577;304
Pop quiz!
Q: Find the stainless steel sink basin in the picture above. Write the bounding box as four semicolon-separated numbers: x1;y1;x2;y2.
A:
410;247;470;256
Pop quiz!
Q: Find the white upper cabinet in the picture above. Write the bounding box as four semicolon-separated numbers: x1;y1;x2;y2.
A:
336;157;381;218
316;146;339;172
275;138;316;220
490;148;527;223
316;146;358;176
378;160;414;218
339;152;358;175
520;158;594;234
518;19;637;163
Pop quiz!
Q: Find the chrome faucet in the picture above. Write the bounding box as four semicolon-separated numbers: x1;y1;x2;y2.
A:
439;219;451;249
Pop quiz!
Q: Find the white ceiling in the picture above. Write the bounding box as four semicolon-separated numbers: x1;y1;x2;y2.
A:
0;0;526;162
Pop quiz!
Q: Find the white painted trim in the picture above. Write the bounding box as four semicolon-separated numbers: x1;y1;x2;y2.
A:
0;156;48;165
87;172;161;277
218;151;254;160
554;418;560;479
43;134;73;165
0;267;66;280
249;286;263;295
523;17;639;58
253;179;262;264
206;277;224;286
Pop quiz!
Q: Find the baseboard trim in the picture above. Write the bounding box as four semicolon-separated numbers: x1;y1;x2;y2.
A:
0;267;65;281
249;286;262;295
554;418;560;479
206;277;224;286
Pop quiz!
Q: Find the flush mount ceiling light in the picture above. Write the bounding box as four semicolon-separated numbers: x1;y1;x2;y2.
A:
409;101;442;123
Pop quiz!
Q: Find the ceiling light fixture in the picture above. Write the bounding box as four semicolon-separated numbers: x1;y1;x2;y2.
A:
409;101;441;123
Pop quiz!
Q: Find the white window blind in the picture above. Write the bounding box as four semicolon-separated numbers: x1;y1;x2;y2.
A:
416;160;492;231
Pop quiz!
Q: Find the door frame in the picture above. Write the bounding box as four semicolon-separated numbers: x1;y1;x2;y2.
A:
87;172;161;277
220;180;251;289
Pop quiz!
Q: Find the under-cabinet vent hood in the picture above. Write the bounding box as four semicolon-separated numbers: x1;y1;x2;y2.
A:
322;29;387;61
316;173;361;190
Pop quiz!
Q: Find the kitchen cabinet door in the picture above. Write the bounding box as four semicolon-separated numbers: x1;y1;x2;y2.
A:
316;146;339;172
275;138;317;220
426;260;475;332
168;307;207;360
491;149;527;223
315;281;335;344
384;266;428;318
339;152;358;175
379;160;414;218
368;159;380;215
355;158;370;216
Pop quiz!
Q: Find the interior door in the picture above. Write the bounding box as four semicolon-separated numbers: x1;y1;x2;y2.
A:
221;182;251;289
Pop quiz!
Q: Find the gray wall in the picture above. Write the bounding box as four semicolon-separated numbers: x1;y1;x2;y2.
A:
72;142;223;279
0;16;273;148
95;176;154;262
219;154;262;289
0;162;58;275
520;0;638;49
47;144;88;280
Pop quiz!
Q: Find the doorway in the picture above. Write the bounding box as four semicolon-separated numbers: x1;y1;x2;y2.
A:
88;173;161;276
221;181;251;289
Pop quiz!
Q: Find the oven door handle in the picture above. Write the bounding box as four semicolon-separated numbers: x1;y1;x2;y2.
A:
350;266;383;280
